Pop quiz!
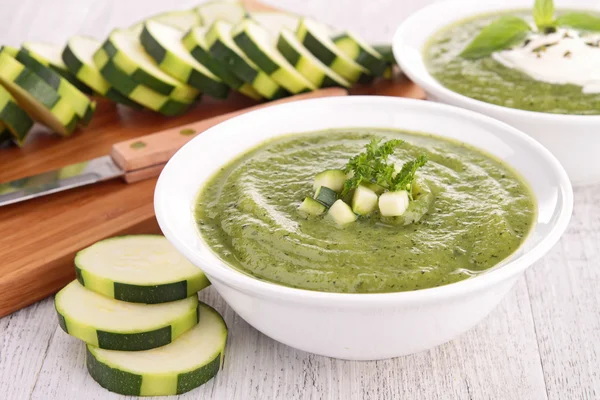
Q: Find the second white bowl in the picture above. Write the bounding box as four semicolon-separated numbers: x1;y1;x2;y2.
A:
393;0;600;186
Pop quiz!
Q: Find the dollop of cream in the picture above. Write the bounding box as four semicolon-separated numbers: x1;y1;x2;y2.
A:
492;28;600;93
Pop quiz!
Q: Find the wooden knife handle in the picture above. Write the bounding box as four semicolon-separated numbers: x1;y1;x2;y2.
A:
110;88;347;183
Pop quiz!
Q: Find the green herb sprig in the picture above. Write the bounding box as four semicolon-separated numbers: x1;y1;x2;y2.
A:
460;0;600;59
342;139;427;196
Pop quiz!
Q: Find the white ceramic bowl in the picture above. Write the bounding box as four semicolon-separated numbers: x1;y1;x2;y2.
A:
393;0;600;186
155;96;572;360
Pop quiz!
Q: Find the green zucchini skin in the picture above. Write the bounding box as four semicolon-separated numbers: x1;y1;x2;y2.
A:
61;38;143;109
206;22;289;100
86;302;227;396
94;48;191;116
16;48;95;125
0;86;34;146
276;30;350;89
232;20;315;94
296;19;372;84
182;28;262;100
139;23;230;99
102;39;173;96
332;33;388;77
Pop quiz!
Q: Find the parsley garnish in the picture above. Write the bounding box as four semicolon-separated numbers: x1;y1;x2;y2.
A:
342;139;427;197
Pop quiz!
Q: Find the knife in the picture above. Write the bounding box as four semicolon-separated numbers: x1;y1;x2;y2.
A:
0;88;347;207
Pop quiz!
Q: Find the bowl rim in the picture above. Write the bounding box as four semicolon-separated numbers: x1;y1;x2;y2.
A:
155;96;573;306
392;0;600;122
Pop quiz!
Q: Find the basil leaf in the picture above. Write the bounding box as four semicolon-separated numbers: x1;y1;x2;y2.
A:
460;16;531;59
556;12;600;31
533;0;555;29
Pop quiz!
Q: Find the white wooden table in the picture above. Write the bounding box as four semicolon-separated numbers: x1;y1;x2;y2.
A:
1;1;599;399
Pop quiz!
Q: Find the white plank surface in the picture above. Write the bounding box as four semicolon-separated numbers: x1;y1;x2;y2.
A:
0;0;599;399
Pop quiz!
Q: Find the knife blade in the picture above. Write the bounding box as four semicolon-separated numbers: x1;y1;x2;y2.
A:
0;88;348;207
0;156;123;206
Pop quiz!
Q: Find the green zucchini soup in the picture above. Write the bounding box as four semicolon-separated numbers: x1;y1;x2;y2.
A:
424;8;600;115
195;129;536;293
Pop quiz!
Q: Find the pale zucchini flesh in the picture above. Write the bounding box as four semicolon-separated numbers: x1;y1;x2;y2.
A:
232;19;315;94
351;185;379;215
62;36;142;108
0;52;78;135
0;85;34;146
94;48;192;116
140;21;229;99
298;197;326;216
296;19;371;84
74;235;210;304
313;169;346;192
196;0;246;26
129;9;201;35
250;11;301;37
102;29;199;102
86;302;226;396
55;280;199;351
182;27;262;100
276;29;350;88
206;21;289;100
328;199;357;225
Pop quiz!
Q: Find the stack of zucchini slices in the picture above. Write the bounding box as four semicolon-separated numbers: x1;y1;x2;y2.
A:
54;235;227;396
0;0;396;147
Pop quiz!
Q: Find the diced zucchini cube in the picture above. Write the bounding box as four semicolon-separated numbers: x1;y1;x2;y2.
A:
352;185;378;215
378;190;409;216
313;169;347;192
328;199;357;225
299;197;326;216
314;186;337;208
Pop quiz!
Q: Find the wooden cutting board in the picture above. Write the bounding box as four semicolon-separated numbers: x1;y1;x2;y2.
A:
0;0;425;317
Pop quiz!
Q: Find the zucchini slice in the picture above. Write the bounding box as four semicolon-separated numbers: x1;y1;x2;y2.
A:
332;33;388;77
328;199;357;225
296;19;371;84
196;0;246;26
86;302;226;396
0;52;78;135
250;11;301;37
182;27;261;100
101;29;199;102
298;197;326;216
62;36;142;108
141;21;229;99
277;29;350;89
205;21;289;100
129;9;201;35
74;235;210;304
94;47;192;116
232;19;316;94
21;41;93;94
55;280;199;351
16;47;95;125
372;44;395;65
0;85;34;146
